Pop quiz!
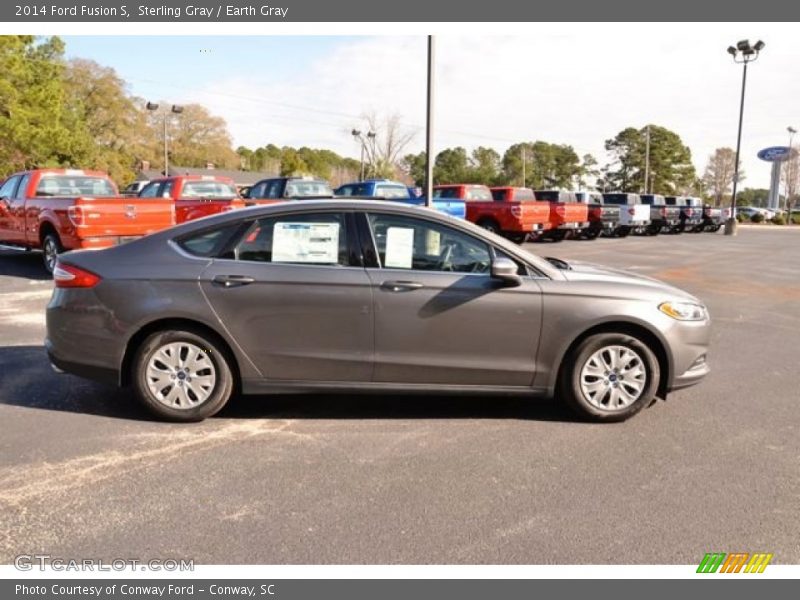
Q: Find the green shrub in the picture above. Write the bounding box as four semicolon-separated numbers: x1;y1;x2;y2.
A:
736;212;748;223
792;214;800;225
772;215;786;225
751;213;765;223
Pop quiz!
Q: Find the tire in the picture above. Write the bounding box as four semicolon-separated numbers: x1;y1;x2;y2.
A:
558;332;660;423
476;219;501;235
646;224;661;236
505;233;527;244
41;232;63;275
615;226;631;238
548;229;566;242
132;329;235;422
582;228;600;240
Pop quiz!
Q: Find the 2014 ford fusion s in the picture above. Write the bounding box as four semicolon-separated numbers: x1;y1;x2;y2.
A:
45;200;711;423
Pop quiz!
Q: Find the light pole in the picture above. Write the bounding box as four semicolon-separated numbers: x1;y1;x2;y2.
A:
724;39;765;236
425;35;435;208
643;124;651;194
146;101;184;177
351;129;376;181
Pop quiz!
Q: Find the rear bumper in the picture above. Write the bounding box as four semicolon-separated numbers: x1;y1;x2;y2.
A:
557;221;590;230
46;337;120;385
76;236;143;250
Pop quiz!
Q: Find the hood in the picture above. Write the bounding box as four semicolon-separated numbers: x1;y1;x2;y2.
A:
553;259;700;302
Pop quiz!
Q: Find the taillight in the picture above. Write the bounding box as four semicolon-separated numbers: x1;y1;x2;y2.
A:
67;206;85;227
556;205;565;216
660;207;666;217
510;205;522;218
53;262;101;288
628;208;635;216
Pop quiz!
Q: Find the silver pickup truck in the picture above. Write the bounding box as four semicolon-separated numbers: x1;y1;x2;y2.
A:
640;194;682;235
601;193;651;237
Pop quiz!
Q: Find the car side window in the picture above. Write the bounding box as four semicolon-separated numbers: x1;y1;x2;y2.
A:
249;183;266;199
234;212;349;266
366;213;491;274
139;182;162;198
161;181;175;198
265;181;282;199
176;223;243;258
0;176;20;199
13;175;30;199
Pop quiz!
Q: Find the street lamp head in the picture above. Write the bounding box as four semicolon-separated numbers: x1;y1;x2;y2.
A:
146;101;160;111
789;126;798;134
171;105;184;114
736;39;750;52
367;131;376;139
727;46;737;56
753;40;766;52
351;129;361;137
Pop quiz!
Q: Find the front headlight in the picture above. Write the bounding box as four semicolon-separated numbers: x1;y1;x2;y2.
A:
659;301;707;321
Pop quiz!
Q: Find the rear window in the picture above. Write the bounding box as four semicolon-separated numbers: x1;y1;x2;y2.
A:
465;186;492;201
433;187;458;199
534;191;560;202
180;181;238;199
284;180;333;197
602;194;632;205
35;175;116;197
176;223;242;257
375;184;410;199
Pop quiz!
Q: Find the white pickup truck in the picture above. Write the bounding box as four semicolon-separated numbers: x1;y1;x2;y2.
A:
601;193;651;237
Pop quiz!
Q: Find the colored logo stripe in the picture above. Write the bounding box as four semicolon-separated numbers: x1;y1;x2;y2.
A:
697;552;773;573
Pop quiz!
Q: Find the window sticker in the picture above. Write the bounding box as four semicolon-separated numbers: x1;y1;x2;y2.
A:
272;222;340;263
384;227;414;269
424;230;441;255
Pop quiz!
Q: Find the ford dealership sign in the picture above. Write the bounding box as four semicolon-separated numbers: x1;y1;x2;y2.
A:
757;146;793;162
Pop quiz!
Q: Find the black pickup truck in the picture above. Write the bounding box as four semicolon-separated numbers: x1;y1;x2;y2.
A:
665;196;703;233
640;194;681;235
574;191;619;239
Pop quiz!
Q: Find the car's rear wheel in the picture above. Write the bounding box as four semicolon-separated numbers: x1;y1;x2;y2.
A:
615;226;631;238
476;219;501;235
582;228;600;240
42;232;62;275
559;333;659;422
132;329;234;422
506;232;527;244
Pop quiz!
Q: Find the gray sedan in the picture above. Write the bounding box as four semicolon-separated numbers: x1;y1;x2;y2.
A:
46;200;711;422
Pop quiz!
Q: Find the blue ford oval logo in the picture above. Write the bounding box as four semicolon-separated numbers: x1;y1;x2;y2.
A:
757;146;792;162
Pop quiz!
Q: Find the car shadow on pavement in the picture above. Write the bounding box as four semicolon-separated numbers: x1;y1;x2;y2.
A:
0;249;52;281
0;345;579;423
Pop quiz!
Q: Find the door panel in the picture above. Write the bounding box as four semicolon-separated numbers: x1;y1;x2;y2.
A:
198;211;373;382
362;212;542;386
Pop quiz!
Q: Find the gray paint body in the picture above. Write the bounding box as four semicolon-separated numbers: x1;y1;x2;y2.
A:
45;200;710;399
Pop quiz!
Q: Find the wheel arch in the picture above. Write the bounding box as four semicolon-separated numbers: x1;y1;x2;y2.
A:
553;320;672;399
120;317;242;393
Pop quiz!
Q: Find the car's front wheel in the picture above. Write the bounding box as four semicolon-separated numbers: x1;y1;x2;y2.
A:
132;329;234;422
559;333;660;422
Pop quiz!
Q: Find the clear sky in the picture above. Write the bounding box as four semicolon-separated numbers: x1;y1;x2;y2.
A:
63;26;800;188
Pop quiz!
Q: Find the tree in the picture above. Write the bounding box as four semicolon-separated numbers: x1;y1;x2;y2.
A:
0;36;82;173
604;125;696;194
279;147;308;176
501;141;580;189
150;103;238;170
736;188;769;207
577;154;600;190
64;58;154;183
401;151;427;187
356;112;416;179
469;146;501;184
434;147;470;183
702;147;742;206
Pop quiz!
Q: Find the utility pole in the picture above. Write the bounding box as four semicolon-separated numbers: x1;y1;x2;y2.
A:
644;124;651;194
424;35;435;208
521;147;526;187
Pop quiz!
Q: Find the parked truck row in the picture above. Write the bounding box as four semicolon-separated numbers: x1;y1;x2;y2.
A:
0;169;725;273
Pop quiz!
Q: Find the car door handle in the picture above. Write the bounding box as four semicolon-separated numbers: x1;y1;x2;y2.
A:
380;280;424;292
212;275;255;288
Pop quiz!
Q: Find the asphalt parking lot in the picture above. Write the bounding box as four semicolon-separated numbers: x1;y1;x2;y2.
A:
1;227;798;565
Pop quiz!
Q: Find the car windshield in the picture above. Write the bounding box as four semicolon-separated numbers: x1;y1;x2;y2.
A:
35;175;116;197
180;181;238;199
465;187;492;201
285;181;333;197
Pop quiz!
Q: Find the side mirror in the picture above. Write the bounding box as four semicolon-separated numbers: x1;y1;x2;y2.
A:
491;257;522;287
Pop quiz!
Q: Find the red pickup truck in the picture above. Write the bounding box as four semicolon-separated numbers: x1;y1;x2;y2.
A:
433;184;549;244
138;175;245;223
532;190;590;241
0;168;174;272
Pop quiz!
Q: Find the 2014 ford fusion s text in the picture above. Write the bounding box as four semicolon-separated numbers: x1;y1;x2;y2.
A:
45;200;711;423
